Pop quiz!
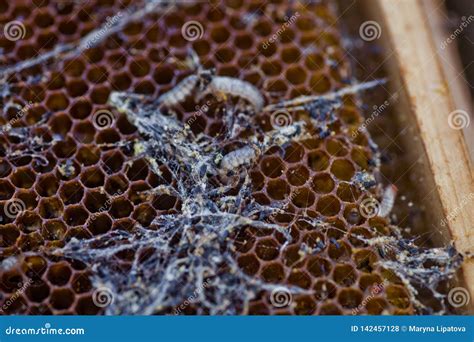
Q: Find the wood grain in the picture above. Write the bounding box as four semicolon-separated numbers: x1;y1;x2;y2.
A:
363;0;474;311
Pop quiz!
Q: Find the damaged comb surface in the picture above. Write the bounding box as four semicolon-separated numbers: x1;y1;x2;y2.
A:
0;0;462;315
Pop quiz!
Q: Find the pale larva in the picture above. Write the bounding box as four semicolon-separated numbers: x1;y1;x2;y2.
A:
157;74;200;107
200;76;264;112
379;184;398;217
157;69;213;108
220;145;258;172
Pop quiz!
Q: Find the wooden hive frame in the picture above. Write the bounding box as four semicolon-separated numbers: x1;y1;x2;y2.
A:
361;0;474;312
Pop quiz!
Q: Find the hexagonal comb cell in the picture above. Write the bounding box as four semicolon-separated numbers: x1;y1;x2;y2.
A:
0;0;459;316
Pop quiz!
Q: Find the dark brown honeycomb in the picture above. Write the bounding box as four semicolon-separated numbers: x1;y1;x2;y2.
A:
0;0;421;315
240;133;414;315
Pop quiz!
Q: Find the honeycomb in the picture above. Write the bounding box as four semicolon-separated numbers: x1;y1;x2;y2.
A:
0;0;460;315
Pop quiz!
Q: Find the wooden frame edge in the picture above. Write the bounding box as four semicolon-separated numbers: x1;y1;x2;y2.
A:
362;0;474;311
